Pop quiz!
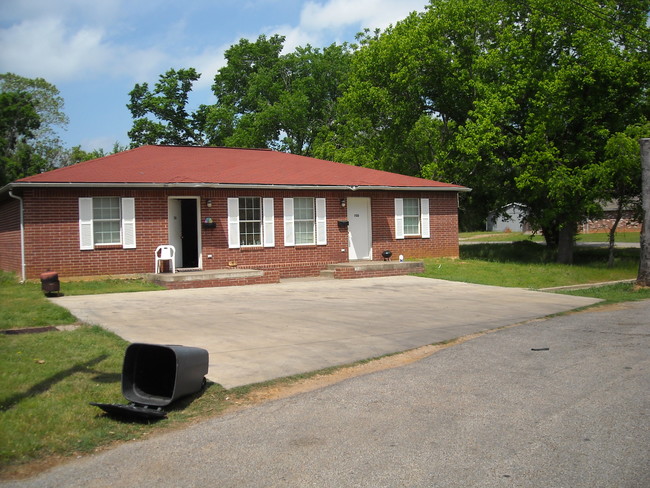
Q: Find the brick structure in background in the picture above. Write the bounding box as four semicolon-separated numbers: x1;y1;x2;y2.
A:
0;145;467;281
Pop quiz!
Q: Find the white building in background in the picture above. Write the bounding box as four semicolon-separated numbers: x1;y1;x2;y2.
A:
486;203;529;232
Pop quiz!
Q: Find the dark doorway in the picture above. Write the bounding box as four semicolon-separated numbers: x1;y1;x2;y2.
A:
180;199;199;268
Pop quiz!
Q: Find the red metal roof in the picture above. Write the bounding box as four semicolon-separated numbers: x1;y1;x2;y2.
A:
16;145;467;190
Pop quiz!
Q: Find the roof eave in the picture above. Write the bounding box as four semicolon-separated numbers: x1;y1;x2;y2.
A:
6;182;471;192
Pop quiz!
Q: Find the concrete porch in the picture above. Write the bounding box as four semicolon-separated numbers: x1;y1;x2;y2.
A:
321;260;425;279
147;260;424;289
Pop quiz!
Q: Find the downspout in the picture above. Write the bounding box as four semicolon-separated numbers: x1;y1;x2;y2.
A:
8;191;26;282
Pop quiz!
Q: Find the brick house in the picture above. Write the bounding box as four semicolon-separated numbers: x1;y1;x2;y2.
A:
0;145;469;282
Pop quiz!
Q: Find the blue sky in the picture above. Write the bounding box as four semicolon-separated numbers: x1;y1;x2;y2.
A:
0;0;429;152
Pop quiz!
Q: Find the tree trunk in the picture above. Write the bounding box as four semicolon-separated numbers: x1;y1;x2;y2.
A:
557;223;575;265
637;139;650;286
607;202;623;268
542;225;559;249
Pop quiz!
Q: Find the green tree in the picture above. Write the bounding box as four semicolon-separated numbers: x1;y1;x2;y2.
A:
127;68;205;147
598;123;649;266
317;5;512;229
0;73;68;140
127;36;351;155
489;0;650;263
0;73;68;185
322;0;649;262
207;34;285;148
207;35;352;154
65;142;129;165
0;92;40;153
0;91;41;185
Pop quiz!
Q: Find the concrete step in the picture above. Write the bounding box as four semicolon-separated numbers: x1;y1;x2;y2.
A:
147;268;264;284
325;260;424;272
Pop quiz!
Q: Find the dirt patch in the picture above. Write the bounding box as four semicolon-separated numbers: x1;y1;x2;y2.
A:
574;302;631;313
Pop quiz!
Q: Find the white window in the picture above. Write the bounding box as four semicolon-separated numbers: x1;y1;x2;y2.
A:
239;197;262;246
294;198;315;245
79;197;136;250
284;197;327;246
93;197;121;244
228;197;274;249
395;198;430;239
403;198;420;236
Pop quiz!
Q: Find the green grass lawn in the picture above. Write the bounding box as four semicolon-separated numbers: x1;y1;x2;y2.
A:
576;231;640;243
1;325;236;473
1;246;649;475
420;241;641;289
1;274;77;331
0;273;163;331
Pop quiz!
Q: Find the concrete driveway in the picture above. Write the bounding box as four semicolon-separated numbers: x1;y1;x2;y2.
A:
53;276;599;388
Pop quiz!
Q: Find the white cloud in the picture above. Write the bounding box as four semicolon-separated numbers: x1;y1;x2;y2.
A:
299;0;425;33
0;15;168;83
0;0;428;85
80;135;121;153
0;17;109;81
264;0;427;53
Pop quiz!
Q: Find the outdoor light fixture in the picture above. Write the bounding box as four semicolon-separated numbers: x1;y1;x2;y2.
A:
206;199;212;208
340;198;346;207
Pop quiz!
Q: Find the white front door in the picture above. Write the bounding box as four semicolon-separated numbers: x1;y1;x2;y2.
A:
347;197;372;260
168;199;183;269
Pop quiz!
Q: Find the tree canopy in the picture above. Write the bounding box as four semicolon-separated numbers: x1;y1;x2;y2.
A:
128;35;353;156
128;68;205;147
127;0;649;263
0;73;69;186
318;0;649;262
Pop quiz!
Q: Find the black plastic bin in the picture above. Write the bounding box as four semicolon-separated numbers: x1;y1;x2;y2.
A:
91;343;209;420
122;343;209;407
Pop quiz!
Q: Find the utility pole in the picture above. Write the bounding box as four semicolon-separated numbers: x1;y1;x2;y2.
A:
637;138;650;287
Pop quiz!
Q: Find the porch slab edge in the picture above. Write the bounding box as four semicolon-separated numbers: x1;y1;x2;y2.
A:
147;268;264;283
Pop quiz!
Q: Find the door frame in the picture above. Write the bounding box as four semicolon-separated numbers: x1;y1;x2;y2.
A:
167;196;202;270
347;197;372;260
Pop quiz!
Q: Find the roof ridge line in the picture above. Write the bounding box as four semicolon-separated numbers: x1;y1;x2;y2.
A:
153;144;272;152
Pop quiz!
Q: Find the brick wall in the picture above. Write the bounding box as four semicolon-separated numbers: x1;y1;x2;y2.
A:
581;210;642;234
5;187;460;279
0;197;22;276
369;191;460;260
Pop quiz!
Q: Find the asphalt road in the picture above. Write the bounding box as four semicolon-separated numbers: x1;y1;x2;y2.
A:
5;299;649;488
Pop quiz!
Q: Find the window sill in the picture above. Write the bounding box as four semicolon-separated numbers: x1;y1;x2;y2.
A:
240;246;265;252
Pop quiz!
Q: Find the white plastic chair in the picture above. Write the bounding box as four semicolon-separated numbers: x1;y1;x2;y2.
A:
155;245;176;273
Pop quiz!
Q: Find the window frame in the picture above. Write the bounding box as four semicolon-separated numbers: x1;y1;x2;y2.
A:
293;197;316;246
227;197;275;249
283;197;327;247
238;197;263;247
92;197;122;245
402;198;421;237
79;197;136;250
395;198;430;240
